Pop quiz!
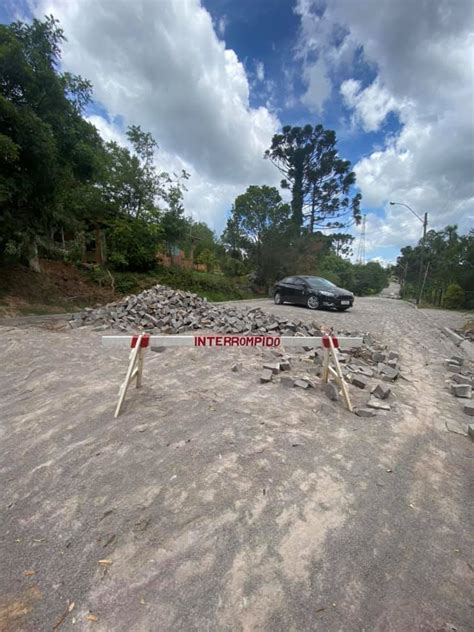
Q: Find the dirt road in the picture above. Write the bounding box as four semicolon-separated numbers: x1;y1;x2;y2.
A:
1;297;472;631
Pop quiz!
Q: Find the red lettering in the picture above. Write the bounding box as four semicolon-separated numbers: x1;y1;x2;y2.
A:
254;336;263;345
231;336;239;346
274;337;281;347
207;336;215;347
216;336;222;346
194;336;206;346
223;336;232;346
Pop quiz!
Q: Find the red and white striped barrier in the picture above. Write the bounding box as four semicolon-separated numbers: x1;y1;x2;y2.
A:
102;334;363;350
102;333;363;417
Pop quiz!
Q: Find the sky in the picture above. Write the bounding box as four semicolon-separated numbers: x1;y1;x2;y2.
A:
2;0;473;264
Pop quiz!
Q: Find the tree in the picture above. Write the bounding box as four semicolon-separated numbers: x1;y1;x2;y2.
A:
329;233;354;258
395;225;473;307
265;124;361;232
0;16;104;269
224;186;291;287
231;185;290;272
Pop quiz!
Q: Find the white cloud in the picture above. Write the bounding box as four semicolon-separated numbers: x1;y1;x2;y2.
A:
217;15;228;37
301;58;331;113
255;60;265;83
340;78;400;132
32;0;281;231
295;0;474;245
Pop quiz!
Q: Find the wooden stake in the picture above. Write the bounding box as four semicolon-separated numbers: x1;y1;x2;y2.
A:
327;336;352;412
114;334;146;418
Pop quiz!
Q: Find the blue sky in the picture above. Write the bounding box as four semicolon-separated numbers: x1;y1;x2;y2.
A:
3;0;473;264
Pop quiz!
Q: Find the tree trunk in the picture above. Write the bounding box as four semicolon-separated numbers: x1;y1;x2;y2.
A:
27;240;41;273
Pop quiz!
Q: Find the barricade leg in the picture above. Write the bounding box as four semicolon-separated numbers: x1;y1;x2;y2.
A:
115;334;143;418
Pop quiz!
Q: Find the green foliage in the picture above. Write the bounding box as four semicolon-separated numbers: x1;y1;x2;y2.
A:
395;226;473;306
265;124;361;231
107;217;162;271
224;185;291;287
443;283;465;309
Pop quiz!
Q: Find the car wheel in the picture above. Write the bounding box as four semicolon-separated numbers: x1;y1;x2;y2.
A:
274;291;283;305
306;294;320;310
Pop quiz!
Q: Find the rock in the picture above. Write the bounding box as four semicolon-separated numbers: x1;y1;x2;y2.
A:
354;407;376;417
294;379;310;389
371;383;391;400
357;365;374;378
445;358;461;368
450;383;472;398
263;362;281;374
468;424;474;438
350;374;369;389
387;351;399;362
463;402;474;417
372;351;387;362
324;382;339;401
279;359;291;371
378;364;400;380
451;354;464;366
231;363;242;373
452;374;472;386
280;376;295;388
386;359;399;369
260;369;273;383
367;398;391;411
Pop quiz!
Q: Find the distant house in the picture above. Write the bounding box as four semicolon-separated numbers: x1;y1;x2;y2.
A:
156;246;207;272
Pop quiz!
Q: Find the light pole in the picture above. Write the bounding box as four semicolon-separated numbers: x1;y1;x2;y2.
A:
389;201;428;305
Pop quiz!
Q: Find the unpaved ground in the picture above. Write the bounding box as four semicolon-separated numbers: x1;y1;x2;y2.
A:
1;297;473;631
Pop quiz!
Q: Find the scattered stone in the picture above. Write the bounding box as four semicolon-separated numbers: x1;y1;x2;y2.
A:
280;376;295;388
451;354;464;366
357;366;374;377
263;362;281;374
386;359;399;369
324;382;339;401
445;358;461;369
387;351;399;362
349;374;369;389
468;424;474;438
378;364;400;380
452;374;472;386
354;407;376;417
279;359;291;371
367;398;391;411
372;383;391;400
260;369;273;384
231;363;242;373
294;379;311;389
463;402;474;417
372;351;387;362
450;383;472;398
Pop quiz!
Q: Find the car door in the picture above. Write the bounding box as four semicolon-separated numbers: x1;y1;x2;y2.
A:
293;277;307;304
277;277;293;301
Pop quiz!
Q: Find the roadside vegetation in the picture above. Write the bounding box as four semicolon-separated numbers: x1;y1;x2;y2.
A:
0;16;389;315
394;226;474;310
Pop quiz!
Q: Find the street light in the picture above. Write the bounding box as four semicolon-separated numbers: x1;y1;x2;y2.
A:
389;201;428;305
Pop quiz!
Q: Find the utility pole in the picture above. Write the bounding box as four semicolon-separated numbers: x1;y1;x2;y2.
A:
389;202;428;305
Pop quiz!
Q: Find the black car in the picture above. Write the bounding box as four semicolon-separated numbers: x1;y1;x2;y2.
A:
272;276;354;311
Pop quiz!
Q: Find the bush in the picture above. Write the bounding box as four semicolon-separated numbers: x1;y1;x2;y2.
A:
107;218;162;271
443;283;465;309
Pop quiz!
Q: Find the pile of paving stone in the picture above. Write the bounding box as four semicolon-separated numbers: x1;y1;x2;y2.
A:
69;284;323;337
256;336;402;417
444;354;474;420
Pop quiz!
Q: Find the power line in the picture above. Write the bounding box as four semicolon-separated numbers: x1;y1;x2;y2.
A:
356;214;367;265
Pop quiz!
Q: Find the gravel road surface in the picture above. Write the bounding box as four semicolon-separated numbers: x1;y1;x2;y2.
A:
1;297;472;631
